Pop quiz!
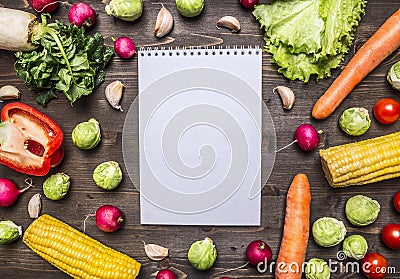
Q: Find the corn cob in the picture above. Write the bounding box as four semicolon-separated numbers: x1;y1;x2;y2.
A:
320;131;400;187
23;214;141;279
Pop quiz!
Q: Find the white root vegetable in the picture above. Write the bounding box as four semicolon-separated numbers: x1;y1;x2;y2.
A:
0;8;40;51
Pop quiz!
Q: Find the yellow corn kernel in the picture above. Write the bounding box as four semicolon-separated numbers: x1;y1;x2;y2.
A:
23;214;141;279
320;132;400;187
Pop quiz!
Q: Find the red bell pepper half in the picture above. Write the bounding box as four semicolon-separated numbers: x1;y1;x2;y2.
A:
0;102;64;176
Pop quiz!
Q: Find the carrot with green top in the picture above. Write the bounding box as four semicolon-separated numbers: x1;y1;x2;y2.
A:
276;173;311;279
312;8;400;119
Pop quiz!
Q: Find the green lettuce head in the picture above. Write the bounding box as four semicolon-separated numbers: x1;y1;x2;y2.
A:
339;107;371;136
72;118;101;150
93;161;122;190
188;237;217;270
312;217;347;247
43;173;71;200
175;0;204;17
305;258;330;279
105;0;143;21
0;221;22;245
345;195;380;226
342;234;368;260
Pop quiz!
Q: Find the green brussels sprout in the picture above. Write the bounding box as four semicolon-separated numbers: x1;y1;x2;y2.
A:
305;258;330;279
339;107;371;136
0;220;22;245
175;0;204;17
93;161;122;190
312;217;347;247
342;234;368;260
345;195;380;226
188;237;217;270
105;0;143;21
387;61;400;91
72;118;101;150
43;173;71;200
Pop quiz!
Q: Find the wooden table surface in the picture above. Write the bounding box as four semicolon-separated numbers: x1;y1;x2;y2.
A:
1;0;400;278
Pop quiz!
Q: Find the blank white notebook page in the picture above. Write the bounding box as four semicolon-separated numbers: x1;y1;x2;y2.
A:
138;47;262;225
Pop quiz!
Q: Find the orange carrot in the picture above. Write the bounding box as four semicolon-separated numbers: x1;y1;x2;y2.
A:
312;8;400;120
275;173;311;279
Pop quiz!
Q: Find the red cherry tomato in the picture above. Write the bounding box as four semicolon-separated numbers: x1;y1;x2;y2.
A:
382;223;400;249
393;191;400;213
361;252;388;279
373;98;400;124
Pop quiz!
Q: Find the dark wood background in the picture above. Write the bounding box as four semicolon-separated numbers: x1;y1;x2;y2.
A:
0;0;400;278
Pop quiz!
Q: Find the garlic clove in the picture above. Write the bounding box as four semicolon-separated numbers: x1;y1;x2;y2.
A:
143;241;169;261
216;16;241;33
105;80;124;112
154;4;174;38
27;193;41;219
0;85;20;101
273;86;295;110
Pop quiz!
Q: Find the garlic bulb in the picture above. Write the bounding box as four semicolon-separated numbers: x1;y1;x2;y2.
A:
154;4;174;38
105;80;124;112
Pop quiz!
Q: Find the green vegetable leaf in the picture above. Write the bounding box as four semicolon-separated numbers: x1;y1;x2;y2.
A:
14;16;114;106
253;0;366;82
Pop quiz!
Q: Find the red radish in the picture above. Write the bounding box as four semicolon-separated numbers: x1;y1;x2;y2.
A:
50;145;65;168
156;269;176;279
95;205;124;232
0;178;33;207
30;0;59;13
68;2;96;29
114;37;136;59
246;240;272;266
277;123;320;152
240;0;259;9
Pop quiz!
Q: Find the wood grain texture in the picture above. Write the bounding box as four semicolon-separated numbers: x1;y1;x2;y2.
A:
1;0;400;278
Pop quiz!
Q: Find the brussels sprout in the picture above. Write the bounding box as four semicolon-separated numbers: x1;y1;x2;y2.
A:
312;217;347;247
0;220;22;245
188;237;217;270
105;0;143;21
175;0;204;17
387;61;400;91
72;118;101;150
342;234;368;260
345;195;380;226
43;173;71;200
93;161;122;190
339;107;371;136
305;258;330;279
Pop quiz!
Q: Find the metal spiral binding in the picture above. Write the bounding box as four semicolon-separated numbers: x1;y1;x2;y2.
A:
138;46;261;57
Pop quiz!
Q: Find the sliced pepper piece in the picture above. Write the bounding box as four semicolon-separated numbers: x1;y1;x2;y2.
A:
0;102;63;176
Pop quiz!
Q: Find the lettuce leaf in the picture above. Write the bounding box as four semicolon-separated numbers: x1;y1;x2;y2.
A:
253;0;366;82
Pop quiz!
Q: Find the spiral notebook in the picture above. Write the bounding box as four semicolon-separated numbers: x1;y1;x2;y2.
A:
138;47;262;226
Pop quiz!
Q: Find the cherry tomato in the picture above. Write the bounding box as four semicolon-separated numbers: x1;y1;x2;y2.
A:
382;223;400;249
240;0;259;9
361;252;388;279
393;191;400;213
373;98;400;124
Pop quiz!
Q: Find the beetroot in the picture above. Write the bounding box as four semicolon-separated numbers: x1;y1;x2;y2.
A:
30;0;59;13
95;205;124;232
68;2;96;29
